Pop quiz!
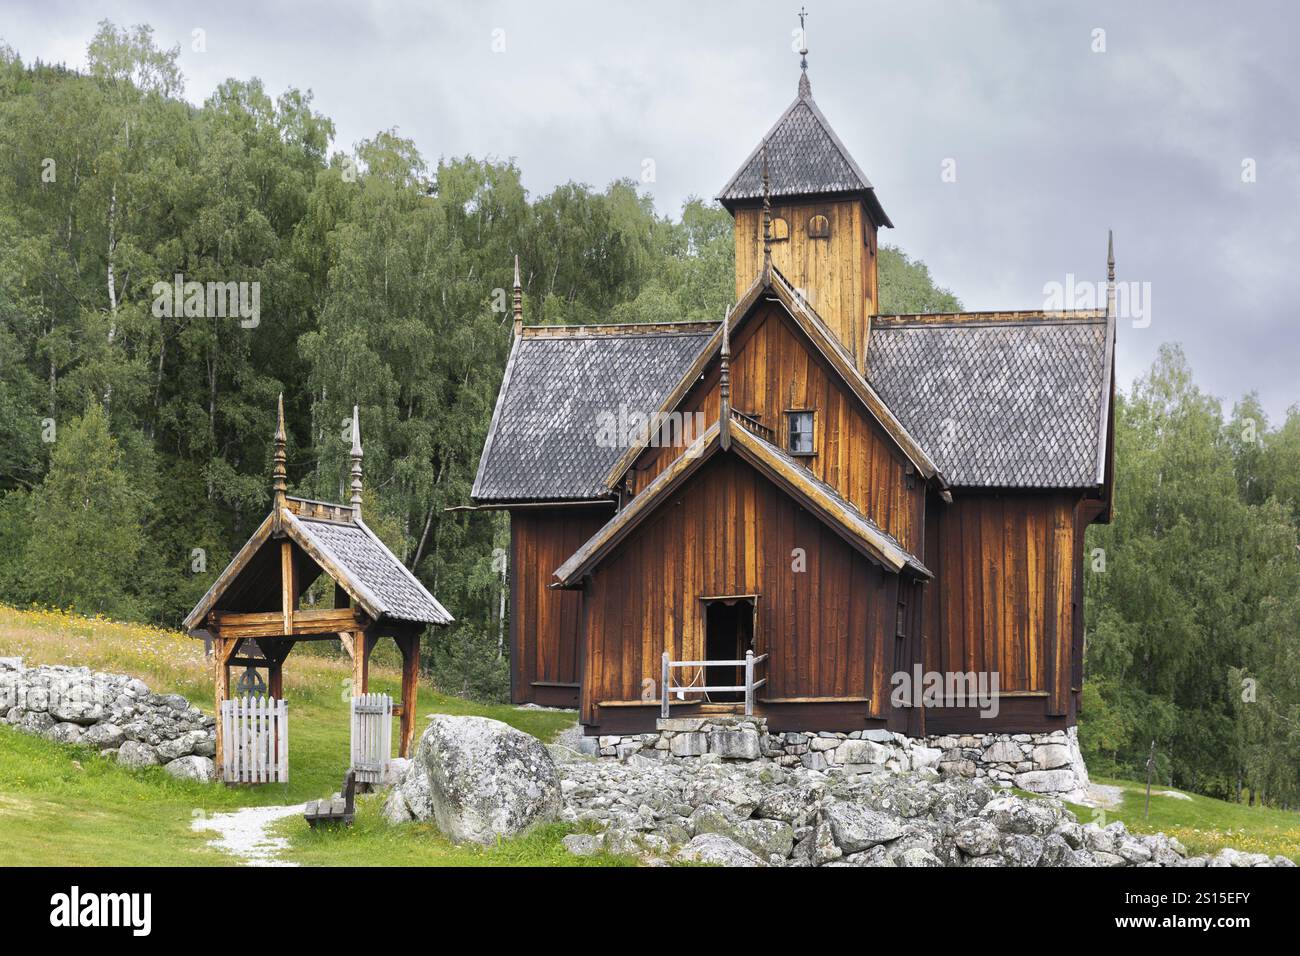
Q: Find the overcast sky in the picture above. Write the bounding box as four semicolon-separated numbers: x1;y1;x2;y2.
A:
4;1;1297;418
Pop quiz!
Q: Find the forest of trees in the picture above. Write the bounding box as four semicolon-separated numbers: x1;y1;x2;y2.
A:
0;23;1295;806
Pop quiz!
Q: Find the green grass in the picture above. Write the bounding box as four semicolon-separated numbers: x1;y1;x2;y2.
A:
0;604;617;866
1049;777;1300;862
278;810;634;867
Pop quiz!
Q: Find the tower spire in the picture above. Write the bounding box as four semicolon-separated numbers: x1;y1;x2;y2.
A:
797;6;810;97
1106;230;1116;318
272;393;287;510
349;404;363;519
719;307;732;451
512;254;523;337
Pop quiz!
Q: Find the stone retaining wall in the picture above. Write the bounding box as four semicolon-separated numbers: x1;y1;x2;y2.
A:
0;659;218;782
580;715;1090;800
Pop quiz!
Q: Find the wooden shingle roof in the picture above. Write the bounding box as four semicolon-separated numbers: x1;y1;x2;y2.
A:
471;323;715;503
716;75;892;227
867;312;1115;488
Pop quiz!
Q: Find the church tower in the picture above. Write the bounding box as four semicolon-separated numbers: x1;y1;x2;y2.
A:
716;18;891;373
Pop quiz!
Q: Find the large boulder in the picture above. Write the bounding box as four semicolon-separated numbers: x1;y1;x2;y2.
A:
411;715;561;845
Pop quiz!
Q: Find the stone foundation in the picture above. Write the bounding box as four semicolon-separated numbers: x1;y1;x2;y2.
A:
580;716;1090;801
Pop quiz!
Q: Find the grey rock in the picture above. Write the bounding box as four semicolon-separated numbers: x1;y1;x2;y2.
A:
80;722;126;750
562;833;600;857
117;740;160;767
670;732;708;757
954;817;1002;857
411;715;561;845
43;721;85;744
675;833;764;867
823;800;906;853
709;730;761;760
164;755;216;782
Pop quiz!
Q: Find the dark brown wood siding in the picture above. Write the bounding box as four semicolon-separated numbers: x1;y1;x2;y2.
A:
922;491;1081;722
629;303;925;555
509;506;610;707
581;455;906;730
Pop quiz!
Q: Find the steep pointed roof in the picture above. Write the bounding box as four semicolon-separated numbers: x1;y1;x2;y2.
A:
553;421;929;588
717;73;892;227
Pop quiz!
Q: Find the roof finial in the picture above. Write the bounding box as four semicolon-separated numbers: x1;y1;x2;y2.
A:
719;307;732;451
797;6;811;97
512;254;523;337
1106;230;1116;318
272;392;287;511
349;404;363;519
762;140;773;275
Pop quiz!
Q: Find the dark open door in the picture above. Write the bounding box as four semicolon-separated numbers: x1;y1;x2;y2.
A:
704;597;754;703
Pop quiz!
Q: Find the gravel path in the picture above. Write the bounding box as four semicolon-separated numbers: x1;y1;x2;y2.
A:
192;803;306;866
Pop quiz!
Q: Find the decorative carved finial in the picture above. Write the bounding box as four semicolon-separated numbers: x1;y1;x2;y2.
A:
719;307;732;451
512;254;523;337
762;141;773;275
1106;230;1116;317
797;6;811;97
349;404;363;519
272;392;287;510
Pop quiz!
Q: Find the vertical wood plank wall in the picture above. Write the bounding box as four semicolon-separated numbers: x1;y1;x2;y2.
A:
733;199;878;371
581;455;899;728
510;506;610;707
629;305;924;556
922;492;1080;711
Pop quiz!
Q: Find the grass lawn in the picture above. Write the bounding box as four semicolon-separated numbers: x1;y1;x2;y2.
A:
1058;777;1300;862
0;604;628;867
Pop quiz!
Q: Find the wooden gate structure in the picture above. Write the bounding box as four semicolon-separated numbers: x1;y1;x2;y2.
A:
350;692;393;783
221;695;288;783
184;398;453;776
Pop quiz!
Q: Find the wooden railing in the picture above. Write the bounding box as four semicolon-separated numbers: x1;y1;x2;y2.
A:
729;408;774;442
660;650;769;718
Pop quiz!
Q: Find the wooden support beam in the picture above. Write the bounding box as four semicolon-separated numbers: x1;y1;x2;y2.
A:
209;608;359;639
398;633;421;758
212;636;242;775
281;540;297;635
345;628;375;697
256;638;294;700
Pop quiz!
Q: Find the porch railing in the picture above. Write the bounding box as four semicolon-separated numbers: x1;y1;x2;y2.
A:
660;650;768;718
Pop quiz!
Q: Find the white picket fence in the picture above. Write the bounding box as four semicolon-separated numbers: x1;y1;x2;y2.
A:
350;693;393;783
220;695;288;784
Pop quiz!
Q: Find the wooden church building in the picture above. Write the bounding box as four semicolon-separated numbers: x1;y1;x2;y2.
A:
472;50;1115;743
186;399;452;770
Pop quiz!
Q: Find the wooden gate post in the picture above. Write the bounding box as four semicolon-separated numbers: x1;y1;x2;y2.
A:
398;633;421;758
213;636;227;773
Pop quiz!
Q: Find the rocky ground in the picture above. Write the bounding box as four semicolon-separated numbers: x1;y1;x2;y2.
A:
381;713;1293;867
1;661;218;781
550;749;1294;867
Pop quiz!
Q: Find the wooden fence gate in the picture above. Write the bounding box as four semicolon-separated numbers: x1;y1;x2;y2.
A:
350;693;393;784
220;695;288;784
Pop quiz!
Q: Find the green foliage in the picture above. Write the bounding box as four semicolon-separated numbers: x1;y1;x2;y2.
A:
20;405;146;617
1083;345;1300;806
878;245;962;314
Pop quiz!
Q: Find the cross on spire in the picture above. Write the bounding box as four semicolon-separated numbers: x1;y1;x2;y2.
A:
797;6;811;97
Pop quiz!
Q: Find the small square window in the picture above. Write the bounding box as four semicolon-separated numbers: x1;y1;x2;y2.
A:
787;411;815;455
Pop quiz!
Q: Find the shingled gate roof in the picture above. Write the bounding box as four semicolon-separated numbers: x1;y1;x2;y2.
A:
289;511;452;625
183;500;453;631
867;314;1113;488
716;78;892;228
472;324;715;502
